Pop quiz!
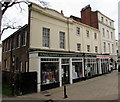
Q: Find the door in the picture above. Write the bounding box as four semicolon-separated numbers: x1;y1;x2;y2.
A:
62;65;70;85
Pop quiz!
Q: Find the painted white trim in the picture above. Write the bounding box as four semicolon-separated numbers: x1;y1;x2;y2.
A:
70;58;73;84
59;58;62;87
37;58;41;92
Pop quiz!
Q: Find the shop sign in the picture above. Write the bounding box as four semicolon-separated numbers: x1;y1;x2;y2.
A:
38;52;83;57
96;56;110;58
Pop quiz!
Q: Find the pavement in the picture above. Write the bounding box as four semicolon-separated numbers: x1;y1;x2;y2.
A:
2;70;119;101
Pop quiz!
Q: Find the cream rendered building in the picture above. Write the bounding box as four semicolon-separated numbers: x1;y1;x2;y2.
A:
28;3;110;92
97;12;117;60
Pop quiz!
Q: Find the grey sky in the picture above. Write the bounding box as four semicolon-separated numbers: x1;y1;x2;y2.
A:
1;0;119;40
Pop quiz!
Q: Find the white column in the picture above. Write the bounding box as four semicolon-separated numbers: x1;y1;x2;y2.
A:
37;58;41;92
82;58;85;77
70;58;73;84
59;58;62;87
99;59;102;74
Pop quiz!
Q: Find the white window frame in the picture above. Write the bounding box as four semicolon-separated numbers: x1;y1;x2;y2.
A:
42;28;50;47
86;30;89;38
94;33;97;39
95;46;98;53
59;31;65;49
76;27;80;35
77;43;81;51
87;45;90;52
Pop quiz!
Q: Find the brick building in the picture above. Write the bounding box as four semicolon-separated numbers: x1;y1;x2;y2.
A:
2;3;116;92
2;25;29;72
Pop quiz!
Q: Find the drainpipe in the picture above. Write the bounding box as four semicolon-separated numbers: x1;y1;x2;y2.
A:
67;18;70;52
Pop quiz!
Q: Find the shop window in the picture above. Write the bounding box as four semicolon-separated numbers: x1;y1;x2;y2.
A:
62;59;69;64
41;63;59;85
72;62;83;79
43;28;50;47
85;58;97;77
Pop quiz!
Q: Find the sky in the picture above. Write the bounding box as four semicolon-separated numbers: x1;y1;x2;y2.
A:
1;0;119;41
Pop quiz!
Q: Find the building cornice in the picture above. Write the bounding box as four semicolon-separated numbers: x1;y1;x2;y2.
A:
29;3;70;24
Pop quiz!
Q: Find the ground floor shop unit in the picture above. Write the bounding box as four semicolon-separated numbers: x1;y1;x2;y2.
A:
29;51;111;92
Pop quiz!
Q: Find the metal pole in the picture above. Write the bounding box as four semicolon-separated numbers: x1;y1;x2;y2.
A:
0;2;2;41
64;85;68;98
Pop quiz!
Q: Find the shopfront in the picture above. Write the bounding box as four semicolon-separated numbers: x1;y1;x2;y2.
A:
84;57;99;78
96;55;110;74
29;52;110;92
72;58;84;82
41;58;60;91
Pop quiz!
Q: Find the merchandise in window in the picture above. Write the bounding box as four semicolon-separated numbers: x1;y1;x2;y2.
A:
72;62;83;79
41;63;59;85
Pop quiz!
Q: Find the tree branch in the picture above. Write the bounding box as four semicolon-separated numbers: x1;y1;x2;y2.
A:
2;25;21;34
2;1;29;15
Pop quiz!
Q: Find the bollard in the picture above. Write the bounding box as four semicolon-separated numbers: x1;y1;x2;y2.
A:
12;83;15;96
64;85;68;98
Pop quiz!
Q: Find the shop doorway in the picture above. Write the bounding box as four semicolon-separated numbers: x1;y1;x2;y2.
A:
62;65;70;85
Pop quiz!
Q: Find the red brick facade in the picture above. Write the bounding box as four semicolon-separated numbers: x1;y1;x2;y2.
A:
81;5;98;29
2;25;29;73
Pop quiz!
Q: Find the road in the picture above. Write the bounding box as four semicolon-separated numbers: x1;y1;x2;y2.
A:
2;70;119;101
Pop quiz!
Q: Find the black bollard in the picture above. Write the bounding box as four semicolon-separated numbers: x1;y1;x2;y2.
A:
64;85;68;98
12;83;15;96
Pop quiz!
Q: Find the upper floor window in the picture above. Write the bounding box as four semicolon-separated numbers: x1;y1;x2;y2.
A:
42;28;50;47
103;42;106;52
110;22;112;26
8;39;11;50
77;43;81;51
106;19;108;25
4;59;7;70
101;17;104;22
76;27;80;35
59;31;65;49
108;43;110;53
112;44;114;53
111;32;113;39
107;30;109;38
94;33;97;39
87;45;90;52
102;28;105;37
16;34;20;48
95;46;98;53
86;30;89;38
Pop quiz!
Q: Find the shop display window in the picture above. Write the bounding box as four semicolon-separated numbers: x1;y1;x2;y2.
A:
41;63;59;85
72;62;83;79
85;58;97;77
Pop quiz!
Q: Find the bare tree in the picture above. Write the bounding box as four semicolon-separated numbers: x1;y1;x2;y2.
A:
0;0;49;40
